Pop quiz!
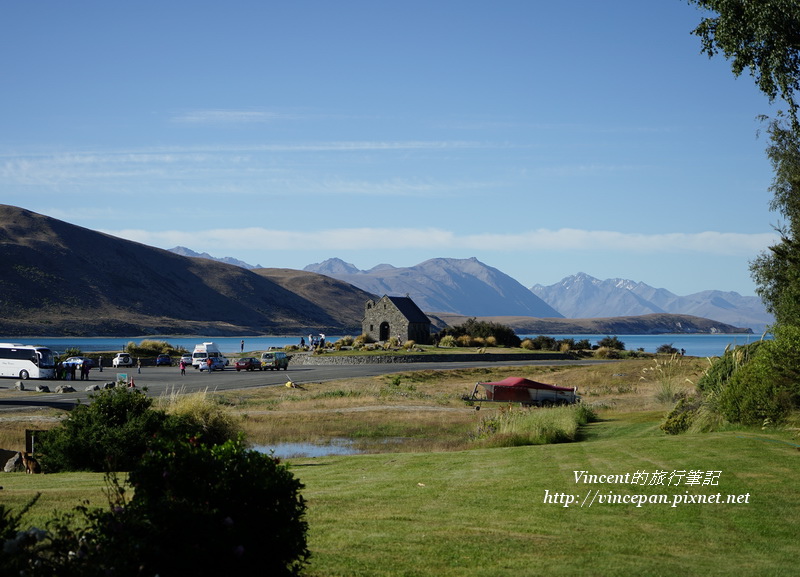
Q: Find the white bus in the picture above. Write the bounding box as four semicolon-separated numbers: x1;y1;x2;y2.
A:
0;343;56;380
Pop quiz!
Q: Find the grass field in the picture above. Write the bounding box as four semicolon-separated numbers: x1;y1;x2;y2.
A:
2;358;798;576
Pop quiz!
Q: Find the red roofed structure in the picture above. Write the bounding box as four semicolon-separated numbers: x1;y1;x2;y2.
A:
471;377;580;406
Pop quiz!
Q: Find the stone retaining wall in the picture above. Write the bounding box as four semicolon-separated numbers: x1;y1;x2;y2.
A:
293;352;571;365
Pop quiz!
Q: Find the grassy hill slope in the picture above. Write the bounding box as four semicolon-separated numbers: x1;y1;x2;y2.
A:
0;205;373;336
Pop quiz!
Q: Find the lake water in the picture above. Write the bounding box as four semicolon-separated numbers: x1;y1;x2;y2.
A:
1;333;769;358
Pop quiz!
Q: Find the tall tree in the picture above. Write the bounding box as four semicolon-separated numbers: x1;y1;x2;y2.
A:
688;0;800;125
688;1;800;322
750;114;800;325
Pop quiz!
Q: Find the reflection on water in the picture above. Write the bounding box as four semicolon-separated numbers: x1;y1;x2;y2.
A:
253;439;361;458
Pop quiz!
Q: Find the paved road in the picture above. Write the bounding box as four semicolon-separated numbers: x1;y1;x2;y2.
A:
0;358;608;412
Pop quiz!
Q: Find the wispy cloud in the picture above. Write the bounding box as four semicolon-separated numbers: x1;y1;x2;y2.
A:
170;109;295;124
105;227;778;257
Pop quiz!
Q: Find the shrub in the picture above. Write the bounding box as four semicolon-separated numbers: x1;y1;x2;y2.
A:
1;438;310;577
594;346;621;359
116;436;309;576
438;318;521;348
37;387;242;473
36;388;170;472
597;335;625;350
696;341;763;394
657;343;679;355
661;396;702;434
520;339;535;350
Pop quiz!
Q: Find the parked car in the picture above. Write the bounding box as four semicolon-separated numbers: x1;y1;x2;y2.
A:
155;354;172;366
235;357;259;371
63;356;95;369
198;356;226;372
179;354;193;366
260;351;289;371
112;353;134;368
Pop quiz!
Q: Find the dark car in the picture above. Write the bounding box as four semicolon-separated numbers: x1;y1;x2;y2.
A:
156;354;172;366
235;357;259;371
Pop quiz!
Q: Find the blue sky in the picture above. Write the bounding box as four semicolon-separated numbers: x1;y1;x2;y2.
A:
1;1;780;296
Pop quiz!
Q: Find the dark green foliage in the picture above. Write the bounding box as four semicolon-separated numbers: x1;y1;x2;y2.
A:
597;335;625;350
438;318;521;347
37;388;169;472
527;335;558;351
36;387;239;472
1;439;310;577
656;343;679;354
750;117;800;324
696;341;764;393
688;0;800;124
717;327;800;424
661;396;702;435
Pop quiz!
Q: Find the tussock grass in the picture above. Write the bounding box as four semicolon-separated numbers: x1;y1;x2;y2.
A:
156;387;242;443
474;403;597;447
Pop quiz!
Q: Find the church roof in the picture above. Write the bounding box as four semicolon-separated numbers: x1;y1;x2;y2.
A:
384;296;430;324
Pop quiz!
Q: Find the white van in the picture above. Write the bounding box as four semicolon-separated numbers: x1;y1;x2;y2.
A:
191;342;223;369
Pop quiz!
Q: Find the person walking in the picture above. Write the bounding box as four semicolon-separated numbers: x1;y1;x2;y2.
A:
179;359;186;376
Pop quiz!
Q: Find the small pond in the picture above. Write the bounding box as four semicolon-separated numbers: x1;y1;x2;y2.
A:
253;439;362;459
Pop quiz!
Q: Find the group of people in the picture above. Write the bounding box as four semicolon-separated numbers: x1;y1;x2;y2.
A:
301;333;325;350
55;361;92;381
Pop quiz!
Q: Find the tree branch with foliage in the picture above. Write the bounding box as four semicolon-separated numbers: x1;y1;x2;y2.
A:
688;0;800;125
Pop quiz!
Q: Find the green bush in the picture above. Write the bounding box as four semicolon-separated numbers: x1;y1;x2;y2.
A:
661;396;702;434
37;387;241;473
717;336;798;425
597;335;626;350
125;339;187;357
438;318;521;348
37;388;170;472
696;341;763;394
1;438;310;577
656;343;679;354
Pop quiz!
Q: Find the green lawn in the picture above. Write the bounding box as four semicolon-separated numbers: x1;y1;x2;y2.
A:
292;415;799;576
2;408;798;576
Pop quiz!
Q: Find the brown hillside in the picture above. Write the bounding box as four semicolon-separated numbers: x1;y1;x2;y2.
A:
429;312;753;334
0;205;370;336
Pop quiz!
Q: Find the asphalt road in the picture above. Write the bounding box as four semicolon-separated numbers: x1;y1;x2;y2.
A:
0;358;608;412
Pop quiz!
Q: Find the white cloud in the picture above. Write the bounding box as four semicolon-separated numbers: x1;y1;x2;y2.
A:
105;227;778;257
171;109;293;124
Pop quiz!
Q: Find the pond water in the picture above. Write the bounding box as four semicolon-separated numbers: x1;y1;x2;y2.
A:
252;439;361;459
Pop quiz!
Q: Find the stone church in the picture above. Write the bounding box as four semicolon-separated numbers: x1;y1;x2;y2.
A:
362;295;432;344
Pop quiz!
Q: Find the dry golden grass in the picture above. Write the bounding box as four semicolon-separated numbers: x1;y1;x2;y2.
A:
0;356;711;454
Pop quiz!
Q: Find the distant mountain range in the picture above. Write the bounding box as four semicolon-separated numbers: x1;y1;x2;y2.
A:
303;257;563;318
531;272;772;333
0;204;764;336
301;258;769;333
169;246;262;269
